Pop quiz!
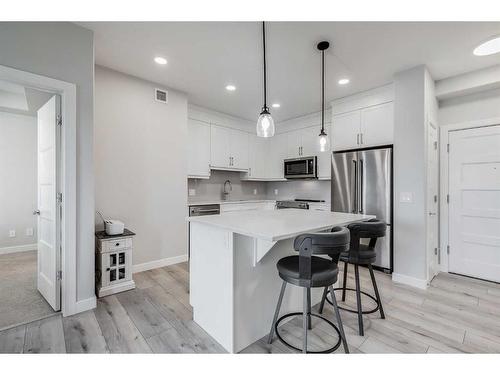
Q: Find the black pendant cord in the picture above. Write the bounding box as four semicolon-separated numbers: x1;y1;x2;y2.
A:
262;21;268;112
321;48;325;133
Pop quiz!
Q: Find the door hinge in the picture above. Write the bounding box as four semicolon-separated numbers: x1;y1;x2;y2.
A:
434;247;438;255
446;194;449;203
57;192;63;204
434;195;438;203
57;270;62;280
447;245;450;254
56;115;62;126
447;143;449;153
434;141;438;150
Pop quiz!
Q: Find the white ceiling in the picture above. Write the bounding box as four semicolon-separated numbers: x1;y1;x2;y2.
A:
80;22;500;122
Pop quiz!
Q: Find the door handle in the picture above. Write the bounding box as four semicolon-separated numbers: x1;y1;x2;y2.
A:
359;159;364;213
33;209;40;215
352;160;357;213
428;212;437;216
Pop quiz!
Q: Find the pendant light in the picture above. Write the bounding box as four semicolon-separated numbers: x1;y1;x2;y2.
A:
256;21;275;138
317;41;331;152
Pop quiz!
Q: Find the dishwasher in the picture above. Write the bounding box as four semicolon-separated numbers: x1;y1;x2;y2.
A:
188;204;220;258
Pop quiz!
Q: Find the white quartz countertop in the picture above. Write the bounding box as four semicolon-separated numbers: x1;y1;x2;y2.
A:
187;209;374;242
188;199;276;206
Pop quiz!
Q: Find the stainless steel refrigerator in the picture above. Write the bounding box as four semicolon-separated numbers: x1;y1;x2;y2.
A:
331;146;393;272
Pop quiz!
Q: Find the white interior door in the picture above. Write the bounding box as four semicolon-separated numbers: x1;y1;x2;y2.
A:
427;122;439;281
36;95;61;311
449;124;500;282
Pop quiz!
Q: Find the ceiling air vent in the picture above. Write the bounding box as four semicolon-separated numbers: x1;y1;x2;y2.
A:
155;88;168;104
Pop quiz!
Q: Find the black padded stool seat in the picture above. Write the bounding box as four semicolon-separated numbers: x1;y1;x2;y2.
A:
277;256;338;287
319;219;387;337
268;227;351;354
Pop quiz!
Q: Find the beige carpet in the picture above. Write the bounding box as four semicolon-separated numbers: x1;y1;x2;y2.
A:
0;250;57;331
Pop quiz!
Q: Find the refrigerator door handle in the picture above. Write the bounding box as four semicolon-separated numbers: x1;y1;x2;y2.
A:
359;159;364;213
352;159;358;213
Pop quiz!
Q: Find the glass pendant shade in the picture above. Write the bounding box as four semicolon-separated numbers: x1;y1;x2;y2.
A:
317;130;330;152
256;108;275;137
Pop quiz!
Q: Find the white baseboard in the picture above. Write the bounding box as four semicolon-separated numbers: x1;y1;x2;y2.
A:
0;243;37;255
133;254;188;273
392;273;428;290
68;296;97;316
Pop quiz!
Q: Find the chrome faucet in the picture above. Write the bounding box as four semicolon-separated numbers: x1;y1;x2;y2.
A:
222;180;232;200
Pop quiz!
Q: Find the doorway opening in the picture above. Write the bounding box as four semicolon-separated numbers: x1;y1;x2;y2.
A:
0;80;62;329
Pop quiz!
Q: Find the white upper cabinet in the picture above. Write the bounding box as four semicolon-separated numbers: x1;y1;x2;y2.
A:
210;124;231;168
230;128;249;170
210;124;249;170
300;126;320;157
332;110;361;151
187;119;211;178
246;134;268;179
286;129;303;158
360;102;394;147
268;133;288;180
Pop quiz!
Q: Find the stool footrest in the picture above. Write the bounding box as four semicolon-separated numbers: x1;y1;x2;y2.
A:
274;312;341;354
325;287;381;315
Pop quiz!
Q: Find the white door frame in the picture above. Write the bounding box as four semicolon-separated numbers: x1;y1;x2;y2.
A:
439;116;500;273
0;64;77;316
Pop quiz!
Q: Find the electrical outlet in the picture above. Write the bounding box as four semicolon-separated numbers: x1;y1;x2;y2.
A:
253;189;257;195
274;189;279;196
26;227;34;236
9;229;16;238
400;192;414;203
188;188;196;197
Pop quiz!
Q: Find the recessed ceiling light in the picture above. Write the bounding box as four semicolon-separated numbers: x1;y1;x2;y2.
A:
154;57;167;65
338;78;350;85
272;103;280;108
473;36;500;56
225;85;236;91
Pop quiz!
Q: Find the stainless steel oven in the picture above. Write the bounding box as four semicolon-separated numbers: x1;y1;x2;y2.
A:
284;156;317;179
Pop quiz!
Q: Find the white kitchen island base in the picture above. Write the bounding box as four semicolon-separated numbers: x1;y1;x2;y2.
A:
188;209;373;353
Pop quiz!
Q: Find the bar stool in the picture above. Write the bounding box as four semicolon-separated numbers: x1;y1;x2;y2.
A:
318;219;386;336
267;227;350;354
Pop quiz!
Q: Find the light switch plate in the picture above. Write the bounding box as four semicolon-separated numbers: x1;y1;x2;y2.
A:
188;188;196;197
26;227;34;236
274;189;278;195
253;189;257;195
400;192;414;203
9;229;16;238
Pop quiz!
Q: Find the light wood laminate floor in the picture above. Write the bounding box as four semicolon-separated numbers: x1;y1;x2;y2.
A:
2;262;500;353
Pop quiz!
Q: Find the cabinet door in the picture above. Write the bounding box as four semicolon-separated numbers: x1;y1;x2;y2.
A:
332;110;361;151
360;102;394;147
286;129;302;158
317;124;332;179
230;129;249;170
210;125;231;168
187;119;211;178
247;134;267;178
269;133;288;179
300;126;320;157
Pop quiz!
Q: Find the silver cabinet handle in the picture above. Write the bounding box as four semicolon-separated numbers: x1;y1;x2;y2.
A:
360;133;364;145
33;209;40;215
357;134;360;145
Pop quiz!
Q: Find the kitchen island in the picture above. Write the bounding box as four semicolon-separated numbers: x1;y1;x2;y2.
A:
188;209;373;353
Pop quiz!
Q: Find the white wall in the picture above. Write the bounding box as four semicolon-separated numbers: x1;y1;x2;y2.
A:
439;87;500;125
393;65;431;287
0;112;37;249
0;22;95;302
95;66;188;267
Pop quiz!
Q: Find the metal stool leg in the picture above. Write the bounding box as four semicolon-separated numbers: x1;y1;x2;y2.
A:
302;287;308;353
354;264;364;336
368;264;385;319
329;285;349;353
268;281;287;344
307;288;312;330
342;261;349;302
318;286;328;314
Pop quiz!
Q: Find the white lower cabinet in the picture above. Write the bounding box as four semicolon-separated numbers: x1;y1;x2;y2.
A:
187;119;211;178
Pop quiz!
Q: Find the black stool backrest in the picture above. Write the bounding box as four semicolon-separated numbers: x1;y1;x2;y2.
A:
293;227;350;283
347;219;386;253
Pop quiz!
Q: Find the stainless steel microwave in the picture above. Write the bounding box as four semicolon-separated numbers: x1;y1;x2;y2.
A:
284;156;317;179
